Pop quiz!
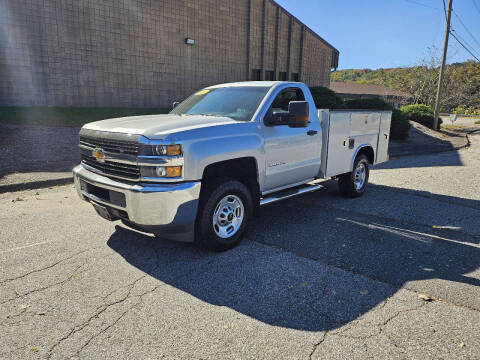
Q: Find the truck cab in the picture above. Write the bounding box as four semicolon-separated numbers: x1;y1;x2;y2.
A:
73;81;391;251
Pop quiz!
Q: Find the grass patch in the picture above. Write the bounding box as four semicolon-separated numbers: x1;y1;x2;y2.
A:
0;107;170;127
440;124;469;131
475;119;480;125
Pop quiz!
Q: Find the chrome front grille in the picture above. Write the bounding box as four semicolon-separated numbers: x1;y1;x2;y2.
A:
81;154;140;180
79;135;139;155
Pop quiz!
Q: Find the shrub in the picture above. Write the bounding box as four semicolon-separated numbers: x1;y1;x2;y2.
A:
309;86;346;109
400;104;441;129
390;109;410;140
345;97;393;111
344;97;410;140
452;105;466;114
452;105;480;115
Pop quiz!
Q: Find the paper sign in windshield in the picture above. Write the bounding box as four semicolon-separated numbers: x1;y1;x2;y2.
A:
195;89;210;95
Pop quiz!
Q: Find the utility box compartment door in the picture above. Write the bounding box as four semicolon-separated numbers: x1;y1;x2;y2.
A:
376;111;392;164
325;111;354;177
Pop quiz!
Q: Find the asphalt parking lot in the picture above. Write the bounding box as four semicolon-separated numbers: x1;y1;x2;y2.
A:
1;135;479;359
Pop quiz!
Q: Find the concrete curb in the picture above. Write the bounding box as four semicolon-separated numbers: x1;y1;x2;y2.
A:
389;141;469;158
0;176;73;194
389;129;474;159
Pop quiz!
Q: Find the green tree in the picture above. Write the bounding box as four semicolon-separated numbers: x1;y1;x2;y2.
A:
331;48;480;112
309;86;346;109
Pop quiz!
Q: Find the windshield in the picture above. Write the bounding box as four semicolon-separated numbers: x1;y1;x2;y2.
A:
170;86;270;121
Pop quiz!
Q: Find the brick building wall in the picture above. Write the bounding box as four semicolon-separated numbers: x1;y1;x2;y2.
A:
0;0;338;107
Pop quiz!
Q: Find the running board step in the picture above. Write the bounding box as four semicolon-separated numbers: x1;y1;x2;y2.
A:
260;184;323;206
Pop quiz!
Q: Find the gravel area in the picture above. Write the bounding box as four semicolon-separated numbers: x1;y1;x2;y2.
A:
440;115;480;126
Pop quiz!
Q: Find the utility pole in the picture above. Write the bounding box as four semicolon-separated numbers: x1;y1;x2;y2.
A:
433;0;453;130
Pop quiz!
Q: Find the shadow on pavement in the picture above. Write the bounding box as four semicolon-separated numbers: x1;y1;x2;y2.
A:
377;147;464;169
387;122;467;165
107;184;480;332
365;183;480;211
107;225;396;332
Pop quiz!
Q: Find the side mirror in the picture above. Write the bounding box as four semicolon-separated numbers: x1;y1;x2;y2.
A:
263;101;309;127
287;101;309;128
172;101;180;109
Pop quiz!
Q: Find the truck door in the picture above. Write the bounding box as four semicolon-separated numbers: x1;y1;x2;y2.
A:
325;111;353;177
376;111;391;163
262;87;321;191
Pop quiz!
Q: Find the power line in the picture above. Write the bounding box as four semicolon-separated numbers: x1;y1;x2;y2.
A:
452;10;480;49
402;0;440;10
449;30;480;61
442;0;480;60
450;28;480;58
473;0;480;15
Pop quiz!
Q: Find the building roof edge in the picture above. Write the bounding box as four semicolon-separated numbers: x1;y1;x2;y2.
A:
268;0;339;55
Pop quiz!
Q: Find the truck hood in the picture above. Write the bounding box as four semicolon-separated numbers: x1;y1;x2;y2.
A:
82;114;239;139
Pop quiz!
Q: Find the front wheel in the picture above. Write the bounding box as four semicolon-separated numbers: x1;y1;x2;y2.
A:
196;179;252;251
338;154;370;198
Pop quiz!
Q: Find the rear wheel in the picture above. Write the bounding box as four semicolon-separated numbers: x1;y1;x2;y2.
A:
196;179;252;251
338;154;370;198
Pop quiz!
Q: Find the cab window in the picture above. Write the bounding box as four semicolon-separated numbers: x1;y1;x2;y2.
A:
271;88;305;113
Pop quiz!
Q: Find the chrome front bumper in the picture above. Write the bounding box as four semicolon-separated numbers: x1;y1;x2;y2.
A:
73;165;201;241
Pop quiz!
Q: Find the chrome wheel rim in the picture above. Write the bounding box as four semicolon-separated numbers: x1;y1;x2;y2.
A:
354;163;367;190
212;195;244;239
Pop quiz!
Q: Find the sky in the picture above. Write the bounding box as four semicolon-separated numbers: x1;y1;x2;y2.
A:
275;0;480;70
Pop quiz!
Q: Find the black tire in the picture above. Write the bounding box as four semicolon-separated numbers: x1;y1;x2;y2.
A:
338;154;370;198
195;178;252;251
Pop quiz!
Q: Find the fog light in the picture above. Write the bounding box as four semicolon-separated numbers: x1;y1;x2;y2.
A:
155;166;167;177
154;166;182;178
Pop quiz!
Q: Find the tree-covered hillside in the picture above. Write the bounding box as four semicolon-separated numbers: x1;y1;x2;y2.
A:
331;60;480;113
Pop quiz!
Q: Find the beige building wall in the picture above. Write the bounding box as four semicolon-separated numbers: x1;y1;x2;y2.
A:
263;1;276;72
289;21;302;76
249;0;263;71
276;11;290;75
0;0;338;107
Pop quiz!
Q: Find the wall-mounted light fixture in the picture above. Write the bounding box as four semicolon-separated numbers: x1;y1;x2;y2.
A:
185;38;195;45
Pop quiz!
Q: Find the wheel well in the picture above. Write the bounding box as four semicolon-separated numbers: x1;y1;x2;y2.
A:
202;157;260;201
356;146;374;164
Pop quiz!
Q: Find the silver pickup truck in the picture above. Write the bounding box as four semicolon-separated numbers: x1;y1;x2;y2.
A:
73;81;391;251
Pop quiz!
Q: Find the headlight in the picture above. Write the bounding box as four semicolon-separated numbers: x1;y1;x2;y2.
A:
154;145;182;156
141;166;182;178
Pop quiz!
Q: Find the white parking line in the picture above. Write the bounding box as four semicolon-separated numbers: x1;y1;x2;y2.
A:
0;240;59;254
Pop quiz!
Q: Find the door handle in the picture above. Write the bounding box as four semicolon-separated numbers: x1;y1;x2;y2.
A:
349;138;355;149
307;130;317;136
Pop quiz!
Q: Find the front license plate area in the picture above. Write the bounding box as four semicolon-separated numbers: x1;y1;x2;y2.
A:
91;201;113;221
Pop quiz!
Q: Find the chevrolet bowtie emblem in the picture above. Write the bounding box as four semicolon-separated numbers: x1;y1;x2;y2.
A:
92;148;105;162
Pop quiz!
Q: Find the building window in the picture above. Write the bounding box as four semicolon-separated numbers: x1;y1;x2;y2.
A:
278;72;287;81
291;73;299;82
265;70;275;81
251;69;262;81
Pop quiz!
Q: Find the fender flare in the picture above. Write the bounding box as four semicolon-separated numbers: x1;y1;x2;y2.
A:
350;144;374;171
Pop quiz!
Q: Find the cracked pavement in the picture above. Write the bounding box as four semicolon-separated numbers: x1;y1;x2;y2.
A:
1;135;479;359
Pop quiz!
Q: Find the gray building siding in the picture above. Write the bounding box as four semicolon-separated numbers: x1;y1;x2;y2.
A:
0;0;338;107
